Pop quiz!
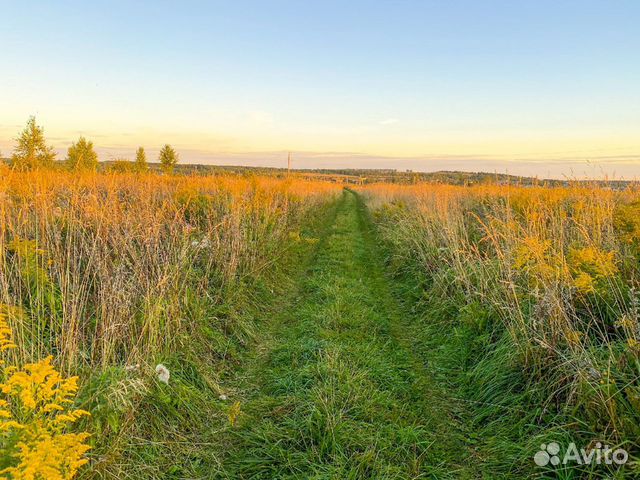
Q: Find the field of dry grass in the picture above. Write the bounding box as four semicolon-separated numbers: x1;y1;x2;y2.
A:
0;168;340;477
2;168;640;478
360;181;640;476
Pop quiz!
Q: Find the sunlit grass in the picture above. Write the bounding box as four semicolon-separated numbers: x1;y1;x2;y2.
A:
0;167;340;477
360;181;640;474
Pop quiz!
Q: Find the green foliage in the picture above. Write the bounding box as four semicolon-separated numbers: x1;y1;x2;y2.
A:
135;146;148;172
10;116;56;170
106;149;148;173
66;136;98;171
108;158;136;173
158;144;178;174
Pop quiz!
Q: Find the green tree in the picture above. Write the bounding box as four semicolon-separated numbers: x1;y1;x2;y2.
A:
134;146;148;172
11;116;56;170
158;144;178;174
108;159;135;173
66;136;98;171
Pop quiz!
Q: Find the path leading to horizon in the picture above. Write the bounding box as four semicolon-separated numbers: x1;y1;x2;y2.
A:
213;190;485;479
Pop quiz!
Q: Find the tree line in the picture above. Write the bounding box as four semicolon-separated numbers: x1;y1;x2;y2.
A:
6;117;179;173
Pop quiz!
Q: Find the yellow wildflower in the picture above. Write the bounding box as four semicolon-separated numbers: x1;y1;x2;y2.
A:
1;430;91;480
513;236;551;270
228;401;242;427
568;246;617;295
573;272;596;295
1;356;80;414
628;338;640;354
0;312;17;355
615;314;637;331
512;236;558;287
0;316;91;479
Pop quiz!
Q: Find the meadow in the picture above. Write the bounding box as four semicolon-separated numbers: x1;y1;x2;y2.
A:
0;167;340;478
360;181;640;477
1;165;639;478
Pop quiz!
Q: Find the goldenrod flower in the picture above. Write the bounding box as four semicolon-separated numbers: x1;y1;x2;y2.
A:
0;316;91;479
1;356;80;414
0;312;17;355
1;430;91;480
568;246;618;295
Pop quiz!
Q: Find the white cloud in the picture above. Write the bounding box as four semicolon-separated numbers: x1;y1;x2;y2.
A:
378;118;399;126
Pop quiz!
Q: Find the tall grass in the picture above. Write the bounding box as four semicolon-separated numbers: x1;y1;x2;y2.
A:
360;182;640;474
0;168;338;369
0;167;340;477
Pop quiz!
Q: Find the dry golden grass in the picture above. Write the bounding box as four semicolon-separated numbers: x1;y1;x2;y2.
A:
0;167;339;370
360;181;640;444
0;167;341;477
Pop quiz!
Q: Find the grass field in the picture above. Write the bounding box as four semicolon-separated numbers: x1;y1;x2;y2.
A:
359;182;640;478
1;169;639;478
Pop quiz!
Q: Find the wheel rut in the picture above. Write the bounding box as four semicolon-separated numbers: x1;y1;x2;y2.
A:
217;190;479;479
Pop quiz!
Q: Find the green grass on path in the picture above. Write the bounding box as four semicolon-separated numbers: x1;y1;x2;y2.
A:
216;190;478;479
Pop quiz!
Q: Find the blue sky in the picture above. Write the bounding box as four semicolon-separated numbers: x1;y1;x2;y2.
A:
1;1;639;177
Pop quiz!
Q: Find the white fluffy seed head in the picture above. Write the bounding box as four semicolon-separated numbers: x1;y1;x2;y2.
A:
155;364;170;384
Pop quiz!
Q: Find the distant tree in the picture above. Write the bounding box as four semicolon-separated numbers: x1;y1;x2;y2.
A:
11;116;56;170
66;136;98;171
134;146;148;172
158;144;178;174
108;159;136;173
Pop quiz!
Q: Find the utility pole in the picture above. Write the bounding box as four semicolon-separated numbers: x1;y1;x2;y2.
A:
287;151;292;176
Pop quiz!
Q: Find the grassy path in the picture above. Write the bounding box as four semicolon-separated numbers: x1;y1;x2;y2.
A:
217;191;479;479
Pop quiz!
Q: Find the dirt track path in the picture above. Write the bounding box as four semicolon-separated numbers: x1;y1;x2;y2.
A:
216;190;479;479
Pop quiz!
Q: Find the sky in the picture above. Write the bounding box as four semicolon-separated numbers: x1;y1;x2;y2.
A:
1;0;639;178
